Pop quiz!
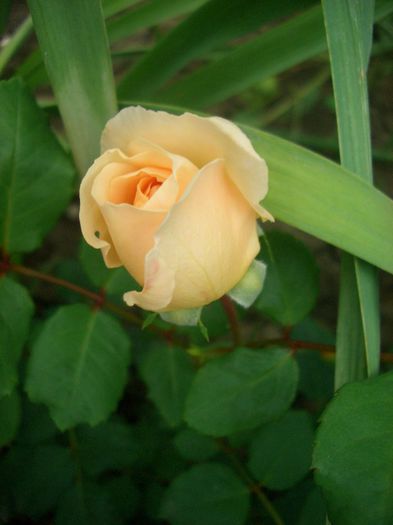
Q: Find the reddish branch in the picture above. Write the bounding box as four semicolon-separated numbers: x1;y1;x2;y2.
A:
220;295;241;346
3;260;393;364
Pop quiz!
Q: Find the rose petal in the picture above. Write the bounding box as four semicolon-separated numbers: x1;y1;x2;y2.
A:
123;245;175;310
79;150;130;268
101;106;272;221
123;159;260;312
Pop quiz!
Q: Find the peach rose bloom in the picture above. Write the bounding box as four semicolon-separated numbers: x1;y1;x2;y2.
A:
79;107;272;314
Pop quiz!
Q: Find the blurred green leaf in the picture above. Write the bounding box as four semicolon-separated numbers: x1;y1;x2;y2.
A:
292;319;334;403
160;463;250;525
3;444;74;519
108;0;206;42
256;232;319;326
248;410;314;490
159;4;325;108
79;241;137;295
26;304;131;430
28;0;117;174
55;481;120;525
0;78;74;254
76;418;139;476
275;480;326;525
185;347;298;436
0;389;21;447
104;475;140;521
0;276;34;397
0;0;11;35
140;345;195;427
0;16;33;76
297;487;327;525
17;397;58;445
159;0;392;108
155;441;188;481
118;0;315;99
296;351;334;404
313;371;393;524
174;427;218;462
102;0;141;19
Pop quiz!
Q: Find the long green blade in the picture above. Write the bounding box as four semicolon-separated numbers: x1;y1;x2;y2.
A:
245;127;393;276
322;0;379;388
117;0;316;99
28;0;117;174
158;0;393;108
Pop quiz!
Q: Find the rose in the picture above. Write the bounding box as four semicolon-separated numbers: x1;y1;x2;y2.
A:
79;106;272;318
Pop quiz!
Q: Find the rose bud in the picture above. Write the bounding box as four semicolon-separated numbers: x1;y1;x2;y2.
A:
79;107;272;324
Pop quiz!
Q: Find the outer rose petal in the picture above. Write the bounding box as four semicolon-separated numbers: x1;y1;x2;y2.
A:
101;106;273;222
80;150;128;268
123;160;260;312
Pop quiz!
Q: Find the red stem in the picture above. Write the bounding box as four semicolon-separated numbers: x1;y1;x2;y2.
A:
220;295;241;347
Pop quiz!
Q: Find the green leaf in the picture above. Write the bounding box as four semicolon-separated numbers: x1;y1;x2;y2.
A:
79;241;137;295
0;78;74;254
76;418;139;476
25;304;131;430
159;1;392;108
3;444;75;519
160;463;250;525
256;232;319;326
313;371;393;525
322;0;379;386
55;482;120;525
248;410;314;490
0;276;34;397
0;389;21;447
174;427;218;462
117;0;315;99
185;347;298;436
28;0;117;174
140;345;195;427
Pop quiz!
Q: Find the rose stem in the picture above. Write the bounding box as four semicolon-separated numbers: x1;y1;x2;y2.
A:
10;263;141;325
216;438;284;525
5;263;393;364
220;295;241;347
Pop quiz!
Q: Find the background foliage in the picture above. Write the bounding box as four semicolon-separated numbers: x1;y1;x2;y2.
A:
0;1;393;524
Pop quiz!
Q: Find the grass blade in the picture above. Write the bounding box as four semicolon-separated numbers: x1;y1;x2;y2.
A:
322;0;379;387
0;16;33;76
158;0;393;108
245;127;393;276
117;0;316;99
107;0;206;42
28;0;117;174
